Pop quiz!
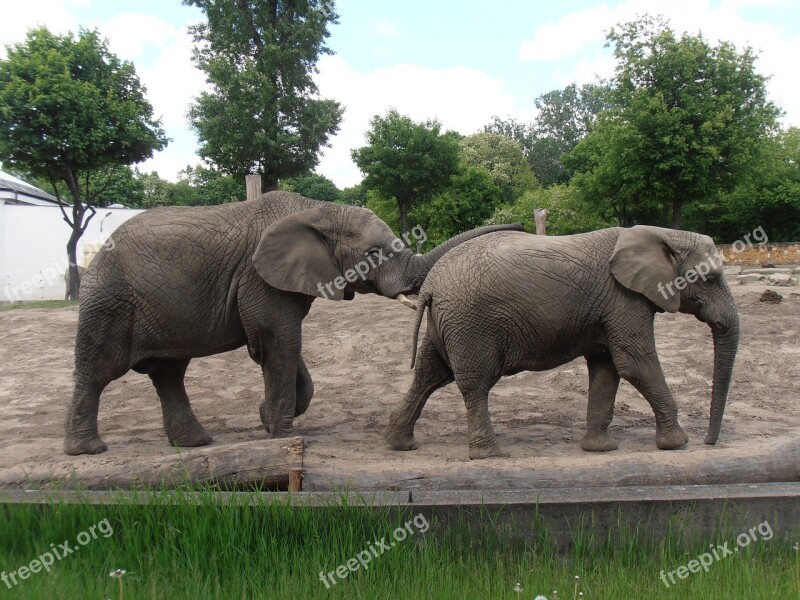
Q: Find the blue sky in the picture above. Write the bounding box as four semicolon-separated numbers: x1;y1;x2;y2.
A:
2;0;799;188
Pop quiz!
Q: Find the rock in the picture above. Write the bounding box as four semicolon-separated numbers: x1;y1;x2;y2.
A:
759;290;782;303
768;273;795;286
737;274;764;285
762;262;777;268
742;268;793;275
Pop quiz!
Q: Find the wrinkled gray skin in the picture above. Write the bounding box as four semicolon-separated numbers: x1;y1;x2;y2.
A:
385;226;740;459
64;191;522;455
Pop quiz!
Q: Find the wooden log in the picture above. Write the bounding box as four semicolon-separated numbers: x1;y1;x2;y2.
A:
303;437;800;491
288;468;304;492
0;437;304;491
245;174;262;200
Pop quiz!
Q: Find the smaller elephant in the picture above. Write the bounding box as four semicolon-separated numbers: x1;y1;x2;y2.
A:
64;265;86;300
385;226;739;459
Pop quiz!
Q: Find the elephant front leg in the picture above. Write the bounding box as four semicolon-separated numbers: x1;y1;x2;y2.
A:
613;348;689;450
255;339;301;438
294;357;314;418
454;372;508;460
385;336;453;451
581;353;620;452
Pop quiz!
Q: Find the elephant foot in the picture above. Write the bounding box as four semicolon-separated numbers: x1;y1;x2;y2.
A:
468;442;510;460
581;431;619;452
656;426;689;450
64;435;108;456
265;426;295;439
166;421;213;448
384;428;419;451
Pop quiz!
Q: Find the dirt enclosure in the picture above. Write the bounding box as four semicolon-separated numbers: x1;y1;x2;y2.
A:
0;283;798;491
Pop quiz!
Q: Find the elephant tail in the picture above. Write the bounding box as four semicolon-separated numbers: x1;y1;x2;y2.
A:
410;289;432;369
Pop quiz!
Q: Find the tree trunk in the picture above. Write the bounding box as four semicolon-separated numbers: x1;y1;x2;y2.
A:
245;174;262;200
672;197;683;230
60;168;95;301
399;202;409;240
534;208;549;235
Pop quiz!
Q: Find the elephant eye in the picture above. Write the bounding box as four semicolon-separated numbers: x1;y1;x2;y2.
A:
365;246;381;257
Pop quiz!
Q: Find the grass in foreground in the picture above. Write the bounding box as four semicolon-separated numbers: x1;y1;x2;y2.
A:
0;489;796;599
0;300;78;312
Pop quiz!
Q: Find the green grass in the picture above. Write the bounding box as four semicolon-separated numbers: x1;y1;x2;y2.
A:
0;300;78;312
0;489;796;599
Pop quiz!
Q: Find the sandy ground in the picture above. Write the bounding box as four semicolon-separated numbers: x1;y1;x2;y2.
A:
0;283;798;490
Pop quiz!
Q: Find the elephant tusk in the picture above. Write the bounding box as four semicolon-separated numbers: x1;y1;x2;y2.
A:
397;294;417;310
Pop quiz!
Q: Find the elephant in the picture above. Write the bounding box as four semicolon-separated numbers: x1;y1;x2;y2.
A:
385;225;740;459
64;265;86;300
63;191;522;455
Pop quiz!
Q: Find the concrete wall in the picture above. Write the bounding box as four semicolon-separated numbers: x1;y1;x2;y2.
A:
0;202;144;302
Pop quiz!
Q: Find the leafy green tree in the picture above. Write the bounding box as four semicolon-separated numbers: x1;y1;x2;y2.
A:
340;183;367;207
185;0;342;191
486;184;614;235
458;133;537;202
352;109;460;235
0;27;167;299
412;168;503;247
132;171;173;208
570;16;781;229
280;173;341;202
686;127;800;241
178;164;243;205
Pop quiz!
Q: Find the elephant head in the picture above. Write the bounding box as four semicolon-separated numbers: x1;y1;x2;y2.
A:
610;225;740;445
250;204;522;434
252;204;521;306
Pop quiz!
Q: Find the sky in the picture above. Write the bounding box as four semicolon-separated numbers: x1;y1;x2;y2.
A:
1;0;799;189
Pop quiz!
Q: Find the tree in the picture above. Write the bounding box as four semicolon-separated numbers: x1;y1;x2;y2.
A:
0;27;167;299
280;173;341;202
352;109;460;234
340;183;367;207
458;132;537;202
178;165;243;205
485;84;608;187
570;16;781;229
412;168;503;247
185;0;343;191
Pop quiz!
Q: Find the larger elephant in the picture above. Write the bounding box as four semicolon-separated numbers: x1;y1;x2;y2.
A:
64;191;522;455
385;226;739;459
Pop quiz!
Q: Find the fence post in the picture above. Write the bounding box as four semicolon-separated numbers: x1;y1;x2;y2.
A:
534;208;549;235
245;174;262;200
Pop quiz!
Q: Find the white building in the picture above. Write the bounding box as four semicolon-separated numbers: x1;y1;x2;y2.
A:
0;171;144;302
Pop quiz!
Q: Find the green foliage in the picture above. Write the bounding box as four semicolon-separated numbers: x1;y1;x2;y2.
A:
0;27;167;188
458;132;538;202
486;184;615;235
684;128;800;241
185;0;342;188
412;168;504;247
485;83;609;187
280;173;341;202
177;164;243;205
352;109;460;233
340;183;368;207
568;15;781;229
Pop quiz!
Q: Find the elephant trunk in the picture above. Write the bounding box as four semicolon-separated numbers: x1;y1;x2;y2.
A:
404;223;524;292
704;308;740;445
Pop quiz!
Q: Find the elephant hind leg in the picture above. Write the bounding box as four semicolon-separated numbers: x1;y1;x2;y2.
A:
149;359;212;448
385;335;454;451
64;375;111;455
581;352;620;452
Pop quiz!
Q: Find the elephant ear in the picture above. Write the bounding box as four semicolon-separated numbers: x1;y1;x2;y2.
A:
252;208;344;300
609;225;680;313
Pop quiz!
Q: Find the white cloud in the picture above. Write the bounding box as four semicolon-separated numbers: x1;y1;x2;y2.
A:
373;17;400;38
93;13;178;60
314;55;528;188
518;0;800;125
0;0;83;56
